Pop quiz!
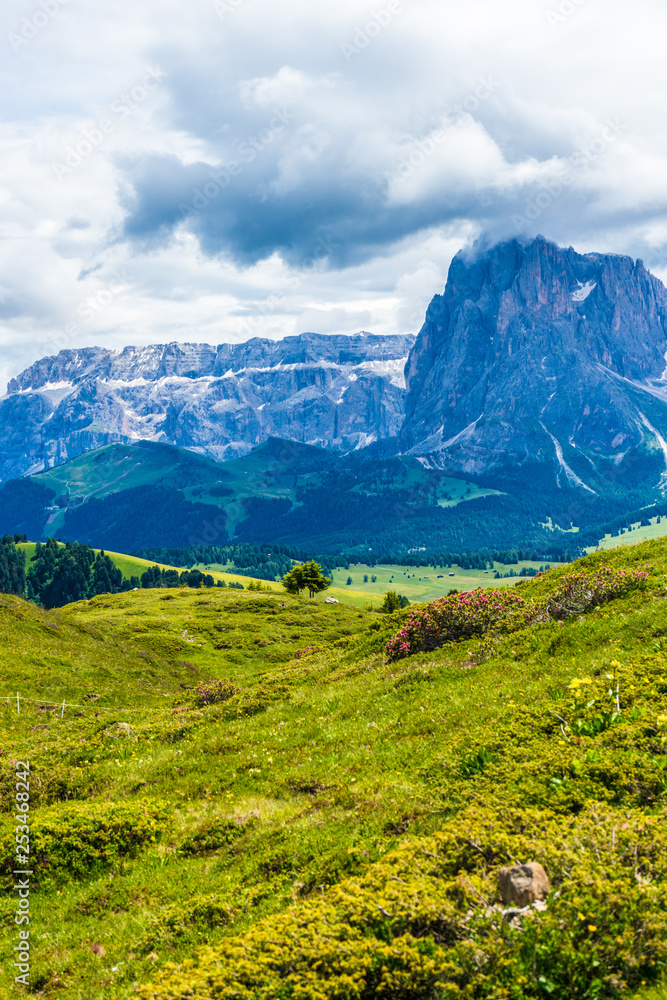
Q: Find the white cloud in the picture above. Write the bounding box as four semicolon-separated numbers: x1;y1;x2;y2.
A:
2;0;667;391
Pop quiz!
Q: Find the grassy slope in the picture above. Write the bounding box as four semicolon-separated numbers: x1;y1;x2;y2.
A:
587;514;667;552
35;443;225;504
0;543;666;997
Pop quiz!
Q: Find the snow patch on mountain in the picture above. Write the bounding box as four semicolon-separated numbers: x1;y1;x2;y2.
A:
0;332;414;483
539;422;597;493
638;411;667;470
357;357;408;389
571;280;597;302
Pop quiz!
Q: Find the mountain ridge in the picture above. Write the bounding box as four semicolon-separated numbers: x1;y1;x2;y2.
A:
0;331;414;482
5;236;667;511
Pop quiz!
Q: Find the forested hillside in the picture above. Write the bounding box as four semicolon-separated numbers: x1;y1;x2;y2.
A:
9;538;249;610
0;439;633;562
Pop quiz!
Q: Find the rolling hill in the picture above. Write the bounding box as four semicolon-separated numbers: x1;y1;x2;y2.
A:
0;536;665;998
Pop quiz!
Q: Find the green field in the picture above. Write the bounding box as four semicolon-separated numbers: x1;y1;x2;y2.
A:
19;543;554;610
35;443;224;505
587;514;667;552
193;559;558;609
434;479;503;506
1;538;666;997
326;561;556;605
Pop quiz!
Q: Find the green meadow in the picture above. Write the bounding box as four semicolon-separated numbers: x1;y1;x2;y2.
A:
192;560;558;609
0;538;665;997
588;515;667;553
325;561;557;605
22;542;554;609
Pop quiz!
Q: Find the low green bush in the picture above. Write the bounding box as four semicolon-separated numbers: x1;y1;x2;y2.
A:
193;680;240;707
385;588;537;660
0;800;169;887
545;566;649;619
179;816;253;856
139;894;235;952
138;803;667;1000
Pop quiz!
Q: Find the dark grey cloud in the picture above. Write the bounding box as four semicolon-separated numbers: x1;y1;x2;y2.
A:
118;148;458;268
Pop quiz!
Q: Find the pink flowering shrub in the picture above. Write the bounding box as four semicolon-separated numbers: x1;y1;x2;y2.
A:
293;646;318;659
385;588;538;660
545;565;649;619
385;566;649;661
193;681;240;707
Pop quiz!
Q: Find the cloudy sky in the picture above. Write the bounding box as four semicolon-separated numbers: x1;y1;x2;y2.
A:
2;0;667;389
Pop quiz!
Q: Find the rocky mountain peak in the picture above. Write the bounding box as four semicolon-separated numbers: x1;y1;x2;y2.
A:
401;236;667;492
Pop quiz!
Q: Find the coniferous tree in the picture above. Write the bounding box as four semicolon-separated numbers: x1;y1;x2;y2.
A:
0;535;26;597
282;564;306;595
301;560;331;598
380;591;402;613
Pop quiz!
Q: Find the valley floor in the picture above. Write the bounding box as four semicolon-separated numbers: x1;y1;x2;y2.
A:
192;560;556;607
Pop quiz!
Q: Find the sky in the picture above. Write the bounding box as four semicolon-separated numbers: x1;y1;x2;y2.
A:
2;0;667;390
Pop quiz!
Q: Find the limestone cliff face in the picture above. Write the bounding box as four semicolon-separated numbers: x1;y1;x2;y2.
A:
6;237;667;496
0;333;413;482
401;236;667;490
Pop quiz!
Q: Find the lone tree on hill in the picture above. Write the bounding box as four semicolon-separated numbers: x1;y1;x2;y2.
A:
282;560;331;599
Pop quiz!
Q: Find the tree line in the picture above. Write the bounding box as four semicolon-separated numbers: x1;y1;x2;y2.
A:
0;537;248;610
138;564;244;592
25;538;135;608
133;542;345;582
132;539;578;580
